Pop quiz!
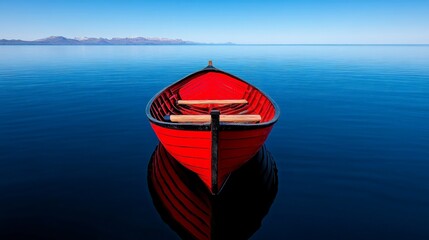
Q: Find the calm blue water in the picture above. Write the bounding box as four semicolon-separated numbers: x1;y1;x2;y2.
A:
1;45;429;239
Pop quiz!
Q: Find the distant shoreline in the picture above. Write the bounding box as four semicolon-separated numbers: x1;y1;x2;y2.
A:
1;36;427;46
0;36;236;45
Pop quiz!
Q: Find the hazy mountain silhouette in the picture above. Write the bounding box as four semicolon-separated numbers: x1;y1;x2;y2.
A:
0;36;200;45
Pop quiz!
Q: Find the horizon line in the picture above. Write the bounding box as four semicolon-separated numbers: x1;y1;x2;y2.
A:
1;43;429;46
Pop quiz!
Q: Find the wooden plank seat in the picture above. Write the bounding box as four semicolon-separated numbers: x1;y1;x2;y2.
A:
164;114;261;123
177;99;248;105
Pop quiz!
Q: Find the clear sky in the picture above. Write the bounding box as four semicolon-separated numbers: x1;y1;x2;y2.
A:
0;0;428;44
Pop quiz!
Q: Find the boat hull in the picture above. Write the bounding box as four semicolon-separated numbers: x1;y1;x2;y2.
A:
150;123;273;193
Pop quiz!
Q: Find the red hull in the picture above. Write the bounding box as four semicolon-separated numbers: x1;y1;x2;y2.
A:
146;63;279;194
150;123;273;191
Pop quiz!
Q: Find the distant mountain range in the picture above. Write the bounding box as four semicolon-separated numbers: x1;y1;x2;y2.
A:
0;36;203;45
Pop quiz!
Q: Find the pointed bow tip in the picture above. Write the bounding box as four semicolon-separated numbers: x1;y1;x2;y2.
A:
204;60;216;70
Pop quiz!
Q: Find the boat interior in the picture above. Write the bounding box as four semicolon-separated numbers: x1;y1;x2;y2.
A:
150;71;276;124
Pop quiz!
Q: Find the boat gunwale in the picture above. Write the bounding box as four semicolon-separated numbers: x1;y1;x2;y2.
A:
145;65;280;131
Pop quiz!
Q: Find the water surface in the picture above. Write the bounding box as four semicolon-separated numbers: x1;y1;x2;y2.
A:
1;45;429;239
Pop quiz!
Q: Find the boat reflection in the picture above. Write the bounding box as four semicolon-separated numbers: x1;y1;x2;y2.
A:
148;144;278;240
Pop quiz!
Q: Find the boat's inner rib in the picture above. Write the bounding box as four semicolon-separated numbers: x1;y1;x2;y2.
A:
177;99;248;105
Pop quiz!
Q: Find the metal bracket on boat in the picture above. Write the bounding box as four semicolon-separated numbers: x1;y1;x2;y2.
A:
205;60;215;70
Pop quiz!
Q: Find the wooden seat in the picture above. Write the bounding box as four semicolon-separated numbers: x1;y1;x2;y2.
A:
165;114;261;123
177;99;248;105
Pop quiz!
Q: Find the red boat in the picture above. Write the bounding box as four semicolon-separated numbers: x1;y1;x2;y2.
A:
148;144;278;240
146;61;279;194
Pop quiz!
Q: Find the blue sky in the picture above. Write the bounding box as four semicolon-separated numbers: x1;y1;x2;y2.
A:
0;0;428;44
